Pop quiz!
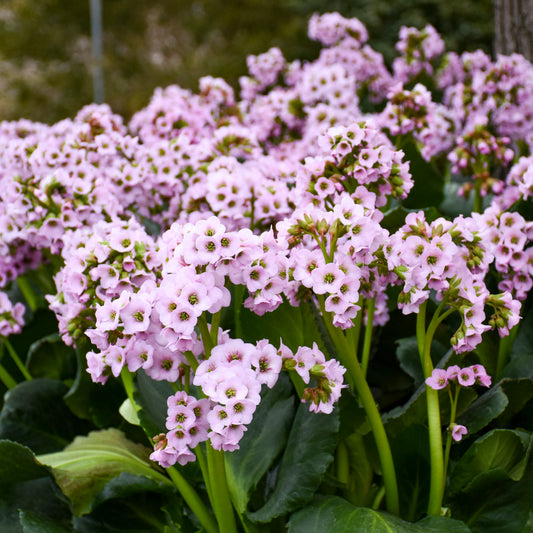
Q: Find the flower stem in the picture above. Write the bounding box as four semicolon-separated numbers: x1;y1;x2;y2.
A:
496;323;519;380
198;314;214;358
4;339;32;381
336;439;350;486
0;362;17;389
206;444;237;533
361;297;375;378
317;296;399;516
417;301;454;516
442;386;460;493
168;465;219;533
473;178;483;213
17;276;39;312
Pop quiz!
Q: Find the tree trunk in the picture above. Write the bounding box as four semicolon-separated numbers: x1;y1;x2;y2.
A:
494;0;533;61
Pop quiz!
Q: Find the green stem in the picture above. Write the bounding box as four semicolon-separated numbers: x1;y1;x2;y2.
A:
233;285;245;340
121;367;138;411
372;485;386;510
198;314;214;358
317;296;399;515
442;386;460;493
168;466;219;533
417;302;454;516
195;444;214;510
206;444;237;533
183;350;199;372
336;439;350;486
496;324;519;380
4;339;32;381
349;296;364;357
210;310;222;345
0;362;17;389
361;297;375;378
473;178;483;213
17;276;39;312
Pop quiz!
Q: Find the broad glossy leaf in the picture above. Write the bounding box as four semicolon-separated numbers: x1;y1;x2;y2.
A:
63;343;124;427
396;336;448;388
247;403;339;523
287;495;471;532
456;385;509;435
449;463;533;533
19;510;71;533
0;441;71;533
37;428;173;516
239;299;326;354
391;425;430;522
134;369;175;437
449;429;531;496
225;374;296;514
0;440;52;483
0;379;91;454
26;333;76;380
401;142;445;210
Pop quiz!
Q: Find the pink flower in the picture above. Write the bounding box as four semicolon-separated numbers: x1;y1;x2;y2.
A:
451;424;468;442
457;366;476;387
425;368;448;390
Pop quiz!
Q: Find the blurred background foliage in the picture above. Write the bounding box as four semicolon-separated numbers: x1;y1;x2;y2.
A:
0;0;493;124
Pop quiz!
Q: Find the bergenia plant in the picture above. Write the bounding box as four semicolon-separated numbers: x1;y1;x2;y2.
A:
0;11;531;533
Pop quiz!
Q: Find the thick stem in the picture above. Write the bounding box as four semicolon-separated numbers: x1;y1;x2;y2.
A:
4;339;32;381
442;386;460;493
361;297;375;378
336;439;350;486
0;363;17;389
317;296;399;515
17;276;39;312
198;314;214;358
417;302;454;516
206;444;237;533
496;324;519;379
473;178;483;213
168;466;219;533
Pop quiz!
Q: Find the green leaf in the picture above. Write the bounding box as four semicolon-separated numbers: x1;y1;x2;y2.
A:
247;402;339;523
440;181;475;217
239;299;326;353
503;354;533;380
119;398;141;426
225;374;296;514
401;142;445;209
19;510;71;533
396;336;448;388
456;385;509;435
0;440;52;483
391;425;430;522
0;441;71;533
37;428;174;516
26;333;76;380
343;432;374;506
0;379;91;454
287;495;471;532
382;205;441;234
450;429;532;496
63;343;124;427
449;459;533;533
134;369;175;437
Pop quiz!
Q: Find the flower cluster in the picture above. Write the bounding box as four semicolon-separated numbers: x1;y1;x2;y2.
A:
393;24;445;83
149;338;345;466
426;364;492;390
0;291;25;338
